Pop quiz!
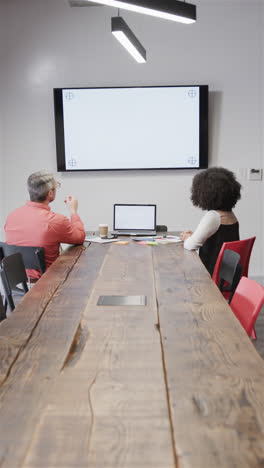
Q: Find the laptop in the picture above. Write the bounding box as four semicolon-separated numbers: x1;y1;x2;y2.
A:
112;204;157;236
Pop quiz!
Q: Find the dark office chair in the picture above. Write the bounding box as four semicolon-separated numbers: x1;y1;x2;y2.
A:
0;253;29;312
212;237;256;292
0;242;46;276
218;249;242;304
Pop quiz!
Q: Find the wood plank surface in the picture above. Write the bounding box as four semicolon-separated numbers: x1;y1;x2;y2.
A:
0;243;109;467
153;243;264;468
22;242;175;468
1;239;264;468
0;245;84;385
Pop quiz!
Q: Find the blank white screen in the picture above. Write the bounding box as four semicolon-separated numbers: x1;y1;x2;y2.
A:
114;205;156;230
62;86;200;170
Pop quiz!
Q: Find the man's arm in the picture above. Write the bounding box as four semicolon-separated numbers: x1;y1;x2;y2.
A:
58;196;85;245
64;195;79;216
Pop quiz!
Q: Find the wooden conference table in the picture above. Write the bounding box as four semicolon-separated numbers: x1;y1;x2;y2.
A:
0;238;264;468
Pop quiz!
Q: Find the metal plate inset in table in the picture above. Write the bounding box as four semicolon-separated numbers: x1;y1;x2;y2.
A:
97;295;147;306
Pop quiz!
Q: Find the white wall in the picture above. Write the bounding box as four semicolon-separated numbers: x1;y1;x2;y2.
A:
1;0;263;276
0;2;6;235
0;85;3;235
261;0;264;282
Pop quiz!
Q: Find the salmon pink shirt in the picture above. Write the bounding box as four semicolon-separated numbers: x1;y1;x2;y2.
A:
5;201;85;279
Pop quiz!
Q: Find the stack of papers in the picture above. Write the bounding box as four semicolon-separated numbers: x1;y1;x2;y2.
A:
85;236;119;244
132;236;182;244
155;236;182;244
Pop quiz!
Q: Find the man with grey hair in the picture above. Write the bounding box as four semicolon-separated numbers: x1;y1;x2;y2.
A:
5;170;85;279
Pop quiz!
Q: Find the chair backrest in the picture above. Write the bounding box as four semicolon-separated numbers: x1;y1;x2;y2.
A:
0;242;46;275
212;237;256;287
218;249;242;304
230;276;264;338
0;253;29;312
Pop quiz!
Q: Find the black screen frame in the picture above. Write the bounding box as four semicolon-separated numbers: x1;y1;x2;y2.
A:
54;85;208;172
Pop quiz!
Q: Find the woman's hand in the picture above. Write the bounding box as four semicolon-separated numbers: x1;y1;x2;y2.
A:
180;230;193;241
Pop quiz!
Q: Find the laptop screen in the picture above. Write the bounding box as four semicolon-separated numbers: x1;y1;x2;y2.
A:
114;204;156;231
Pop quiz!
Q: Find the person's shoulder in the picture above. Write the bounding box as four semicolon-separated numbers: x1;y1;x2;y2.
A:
46;211;71;236
48;210;67;223
48;210;81;226
202;210;221;221
6;203;27;217
200;210;221;228
206;210;221;219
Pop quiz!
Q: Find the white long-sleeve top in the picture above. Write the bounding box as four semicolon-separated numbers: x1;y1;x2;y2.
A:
184;210;221;250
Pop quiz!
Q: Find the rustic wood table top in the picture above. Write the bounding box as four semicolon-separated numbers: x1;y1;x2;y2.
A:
0;239;264;468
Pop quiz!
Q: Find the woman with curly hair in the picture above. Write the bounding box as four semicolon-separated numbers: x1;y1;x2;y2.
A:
181;167;241;275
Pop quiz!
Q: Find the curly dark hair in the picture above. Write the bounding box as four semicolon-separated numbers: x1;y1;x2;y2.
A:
191;167;241;211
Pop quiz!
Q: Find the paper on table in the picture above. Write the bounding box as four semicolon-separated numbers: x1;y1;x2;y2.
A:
155;236;182;244
141;241;158;246
85;236;119;244
132;237;157;242
132;236;182;244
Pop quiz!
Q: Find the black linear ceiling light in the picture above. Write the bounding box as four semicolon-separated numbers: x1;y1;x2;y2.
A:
87;0;196;24
112;16;146;63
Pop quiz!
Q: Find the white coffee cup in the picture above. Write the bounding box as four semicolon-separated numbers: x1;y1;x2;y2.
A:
99;224;108;238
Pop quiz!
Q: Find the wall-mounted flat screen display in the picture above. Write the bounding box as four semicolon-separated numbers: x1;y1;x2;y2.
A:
54;85;208;171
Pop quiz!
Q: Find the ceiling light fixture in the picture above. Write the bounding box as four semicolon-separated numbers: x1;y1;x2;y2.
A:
112;16;146;63
87;0;196;24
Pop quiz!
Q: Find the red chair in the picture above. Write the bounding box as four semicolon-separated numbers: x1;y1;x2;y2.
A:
230;277;264;340
212;236;256;335
212;237;256;290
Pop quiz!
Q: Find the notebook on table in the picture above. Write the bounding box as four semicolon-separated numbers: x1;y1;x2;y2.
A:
112;204;157;236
